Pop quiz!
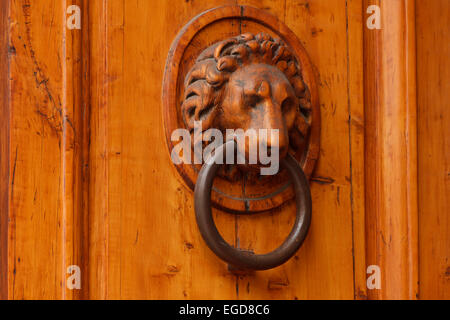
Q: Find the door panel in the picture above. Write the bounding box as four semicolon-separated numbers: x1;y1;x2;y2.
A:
88;0;240;300
0;0;447;300
86;0;365;300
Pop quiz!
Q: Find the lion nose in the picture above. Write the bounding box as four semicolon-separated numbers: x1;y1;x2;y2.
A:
260;103;289;159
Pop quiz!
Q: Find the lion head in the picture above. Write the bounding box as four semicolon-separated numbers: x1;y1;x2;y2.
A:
181;32;312;179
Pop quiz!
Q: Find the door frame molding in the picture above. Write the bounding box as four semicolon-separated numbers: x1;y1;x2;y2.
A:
363;0;419;300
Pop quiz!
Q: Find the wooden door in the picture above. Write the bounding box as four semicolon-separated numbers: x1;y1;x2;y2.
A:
0;0;448;300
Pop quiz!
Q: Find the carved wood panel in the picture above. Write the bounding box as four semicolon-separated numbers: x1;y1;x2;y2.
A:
2;0;445;300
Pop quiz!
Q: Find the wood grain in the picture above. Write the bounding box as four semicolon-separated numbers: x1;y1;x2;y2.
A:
1;0;447;300
87;0;239;300
363;0;419;300
1;0;365;300
3;0;85;299
86;0;361;299
0;0;11;301
416;0;450;300
346;0;367;300
235;0;365;299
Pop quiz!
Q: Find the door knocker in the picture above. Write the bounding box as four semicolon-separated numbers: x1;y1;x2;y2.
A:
163;6;320;270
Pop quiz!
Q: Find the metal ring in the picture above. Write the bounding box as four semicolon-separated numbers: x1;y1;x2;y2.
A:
194;140;312;270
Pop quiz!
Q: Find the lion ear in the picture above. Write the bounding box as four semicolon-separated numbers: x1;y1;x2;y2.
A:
205;63;227;87
184;59;215;87
239;33;255;41
214;38;239;60
217;56;238;72
181;77;218;131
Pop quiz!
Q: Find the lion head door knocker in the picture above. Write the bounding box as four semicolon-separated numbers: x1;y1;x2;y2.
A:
163;6;320;270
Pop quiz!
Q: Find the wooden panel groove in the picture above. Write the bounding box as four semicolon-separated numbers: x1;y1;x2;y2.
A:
0;0;11;301
345;0;366;300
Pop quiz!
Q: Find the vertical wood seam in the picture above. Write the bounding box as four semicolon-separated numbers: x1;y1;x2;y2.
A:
81;0;90;300
0;0;11;301
61;0;68;300
344;0;357;300
413;0;421;299
405;0;419;299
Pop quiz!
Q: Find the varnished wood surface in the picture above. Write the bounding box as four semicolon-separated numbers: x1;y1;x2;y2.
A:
416;0;450;300
346;0;366;300
90;0;363;299
2;0;86;299
0;0;447;300
236;0;365;299
0;0;11;301
363;0;419;299
1;0;365;300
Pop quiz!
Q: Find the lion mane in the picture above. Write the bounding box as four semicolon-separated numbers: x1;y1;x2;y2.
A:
181;32;311;146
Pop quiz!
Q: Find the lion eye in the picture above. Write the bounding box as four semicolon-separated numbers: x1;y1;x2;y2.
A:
281;97;295;112
187;106;196;117
244;94;261;108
